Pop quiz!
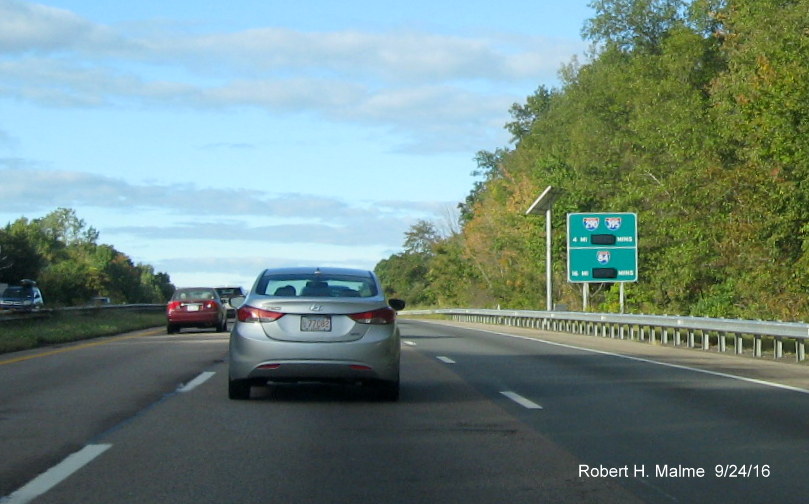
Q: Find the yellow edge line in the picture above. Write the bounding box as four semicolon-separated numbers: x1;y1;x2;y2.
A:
0;327;164;366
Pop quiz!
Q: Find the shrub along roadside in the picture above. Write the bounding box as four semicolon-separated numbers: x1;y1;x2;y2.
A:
0;310;166;354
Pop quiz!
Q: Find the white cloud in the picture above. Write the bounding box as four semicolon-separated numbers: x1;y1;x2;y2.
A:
0;0;588;287
0;164;442;217
167;28;571;83
0;128;17;148
0;164;446;252
0;0;584;152
158;254;385;289
0;0;128;54
108;221;404;247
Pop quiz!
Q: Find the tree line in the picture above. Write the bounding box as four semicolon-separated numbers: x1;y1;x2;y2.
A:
376;0;809;321
0;208;173;305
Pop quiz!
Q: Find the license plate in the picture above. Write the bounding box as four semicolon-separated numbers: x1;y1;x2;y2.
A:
186;304;200;312
301;315;332;332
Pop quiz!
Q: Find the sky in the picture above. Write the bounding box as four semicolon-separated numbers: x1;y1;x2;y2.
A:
0;0;593;290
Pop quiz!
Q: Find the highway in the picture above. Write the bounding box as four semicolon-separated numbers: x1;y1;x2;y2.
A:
2;319;809;503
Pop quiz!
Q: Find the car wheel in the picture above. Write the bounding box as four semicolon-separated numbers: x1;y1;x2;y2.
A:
167;323;177;334
376;380;399;402
229;379;251;400
218;318;228;332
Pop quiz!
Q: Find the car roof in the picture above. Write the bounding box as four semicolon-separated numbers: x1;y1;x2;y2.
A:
259;266;374;277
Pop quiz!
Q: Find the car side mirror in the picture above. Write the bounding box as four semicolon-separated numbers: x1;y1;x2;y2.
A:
229;295;246;309
388;298;406;311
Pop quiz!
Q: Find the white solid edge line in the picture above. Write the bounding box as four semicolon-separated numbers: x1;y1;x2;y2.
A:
3;444;112;504
178;371;216;392
482;327;809;396
412;320;809;395
436;356;456;364
501;391;543;409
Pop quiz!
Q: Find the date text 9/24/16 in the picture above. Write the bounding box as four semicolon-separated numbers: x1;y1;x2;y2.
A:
579;464;771;479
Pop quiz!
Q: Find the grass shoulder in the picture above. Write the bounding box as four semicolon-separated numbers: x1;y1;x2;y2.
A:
0;309;166;354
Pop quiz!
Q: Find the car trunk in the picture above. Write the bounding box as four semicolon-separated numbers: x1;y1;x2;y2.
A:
256;300;377;343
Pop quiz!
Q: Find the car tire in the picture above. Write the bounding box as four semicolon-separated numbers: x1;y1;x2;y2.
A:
229;379;251;400
218;318;228;332
377;380;399;402
167;323;177;334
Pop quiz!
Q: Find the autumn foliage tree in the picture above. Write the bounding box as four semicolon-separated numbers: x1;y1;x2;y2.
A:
376;0;809;321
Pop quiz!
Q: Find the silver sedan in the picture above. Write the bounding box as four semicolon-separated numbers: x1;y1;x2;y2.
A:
228;267;405;401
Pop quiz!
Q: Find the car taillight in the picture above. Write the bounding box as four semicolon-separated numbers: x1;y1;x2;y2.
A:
348;307;396;325
203;301;218;310
167;301;182;312
237;306;284;323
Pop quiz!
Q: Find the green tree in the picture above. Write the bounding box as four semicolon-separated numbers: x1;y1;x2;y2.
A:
375;220;444;307
707;0;809;317
1;208;174;305
0;223;48;283
583;0;688;53
36;208;99;247
403;220;442;255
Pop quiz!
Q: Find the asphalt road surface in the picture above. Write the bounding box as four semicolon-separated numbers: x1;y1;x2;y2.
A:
2;318;809;503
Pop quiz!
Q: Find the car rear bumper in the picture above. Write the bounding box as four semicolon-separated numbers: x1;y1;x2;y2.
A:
167;311;221;325
229;325;400;383
1;302;39;311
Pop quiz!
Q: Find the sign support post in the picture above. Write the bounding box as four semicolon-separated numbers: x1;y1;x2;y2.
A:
525;186;563;311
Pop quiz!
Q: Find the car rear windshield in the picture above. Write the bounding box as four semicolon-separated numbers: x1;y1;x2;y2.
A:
172;289;216;300
256;274;378;298
215;288;242;298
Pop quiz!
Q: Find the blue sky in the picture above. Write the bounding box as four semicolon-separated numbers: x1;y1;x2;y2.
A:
0;0;593;289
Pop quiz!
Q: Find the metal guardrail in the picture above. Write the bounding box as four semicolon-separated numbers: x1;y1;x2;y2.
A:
404;308;809;362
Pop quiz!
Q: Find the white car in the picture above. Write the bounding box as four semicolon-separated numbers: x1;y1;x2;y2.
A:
228;267;405;401
215;286;246;317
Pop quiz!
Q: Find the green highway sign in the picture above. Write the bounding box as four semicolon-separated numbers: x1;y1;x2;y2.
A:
567;212;638;283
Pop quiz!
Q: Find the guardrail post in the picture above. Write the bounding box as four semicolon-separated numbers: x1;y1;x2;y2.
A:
735;333;743;355
775;337;783;359
798;340;806;362
754;335;762;357
719;332;726;353
702;331;710;351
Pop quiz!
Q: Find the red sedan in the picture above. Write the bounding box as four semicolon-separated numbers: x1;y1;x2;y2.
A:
166;287;228;334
